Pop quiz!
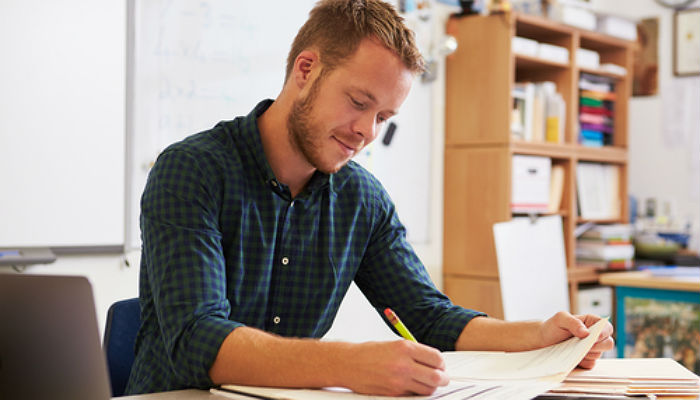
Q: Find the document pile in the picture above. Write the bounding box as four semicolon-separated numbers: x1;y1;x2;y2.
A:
550;358;700;398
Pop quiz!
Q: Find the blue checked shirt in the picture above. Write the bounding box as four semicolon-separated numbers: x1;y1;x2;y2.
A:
126;100;485;394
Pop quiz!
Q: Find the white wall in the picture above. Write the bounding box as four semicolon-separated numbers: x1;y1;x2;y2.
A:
590;0;700;252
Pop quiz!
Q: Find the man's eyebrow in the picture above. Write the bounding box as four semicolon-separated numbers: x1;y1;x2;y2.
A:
356;88;377;103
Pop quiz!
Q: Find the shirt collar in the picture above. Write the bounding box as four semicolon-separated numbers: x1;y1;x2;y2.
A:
239;99;334;198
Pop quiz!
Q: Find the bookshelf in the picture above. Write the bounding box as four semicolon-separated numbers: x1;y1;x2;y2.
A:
443;12;634;317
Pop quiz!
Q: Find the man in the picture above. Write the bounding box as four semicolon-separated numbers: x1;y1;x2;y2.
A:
127;0;614;396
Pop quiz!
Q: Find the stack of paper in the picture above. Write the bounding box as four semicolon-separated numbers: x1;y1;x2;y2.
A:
576;224;634;269
550;358;700;398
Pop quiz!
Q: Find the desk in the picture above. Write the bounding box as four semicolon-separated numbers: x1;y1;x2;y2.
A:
599;270;700;374
115;358;700;400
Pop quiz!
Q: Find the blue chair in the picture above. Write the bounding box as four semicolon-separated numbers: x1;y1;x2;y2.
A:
103;298;141;397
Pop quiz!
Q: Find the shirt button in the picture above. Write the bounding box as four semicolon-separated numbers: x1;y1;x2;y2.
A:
273;316;281;324
281;256;289;266
270;180;278;187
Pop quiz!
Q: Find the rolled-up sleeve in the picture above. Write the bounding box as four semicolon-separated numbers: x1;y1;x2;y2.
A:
354;190;486;351
140;148;242;387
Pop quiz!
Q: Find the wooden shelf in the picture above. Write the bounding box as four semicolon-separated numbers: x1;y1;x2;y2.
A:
579;29;635;51
516;54;570;70
578;67;627;80
512;209;570;218
569;266;601;284
511;140;572;159
577;217;626;224
444;13;632;317
515;12;574;37
575;145;627;163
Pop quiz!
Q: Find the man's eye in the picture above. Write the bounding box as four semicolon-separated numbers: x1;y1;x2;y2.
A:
351;98;365;109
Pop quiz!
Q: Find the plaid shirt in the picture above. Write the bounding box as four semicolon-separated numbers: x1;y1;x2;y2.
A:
126;100;484;394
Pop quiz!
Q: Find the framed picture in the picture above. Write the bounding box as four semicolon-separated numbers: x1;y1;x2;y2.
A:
615;286;700;374
674;8;700;76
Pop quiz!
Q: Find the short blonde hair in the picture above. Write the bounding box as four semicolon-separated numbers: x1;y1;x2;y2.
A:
285;0;425;82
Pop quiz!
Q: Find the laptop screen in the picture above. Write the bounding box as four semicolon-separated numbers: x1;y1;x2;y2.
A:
0;274;111;400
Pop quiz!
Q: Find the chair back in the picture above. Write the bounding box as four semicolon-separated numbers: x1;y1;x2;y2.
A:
103;298;141;397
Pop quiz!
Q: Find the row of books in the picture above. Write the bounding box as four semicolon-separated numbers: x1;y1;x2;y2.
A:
579;73;616;147
576;223;634;270
511;81;566;144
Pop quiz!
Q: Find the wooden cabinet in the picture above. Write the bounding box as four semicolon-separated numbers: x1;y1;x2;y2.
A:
443;12;634;317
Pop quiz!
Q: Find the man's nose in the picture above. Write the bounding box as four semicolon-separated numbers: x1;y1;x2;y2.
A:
353;113;379;142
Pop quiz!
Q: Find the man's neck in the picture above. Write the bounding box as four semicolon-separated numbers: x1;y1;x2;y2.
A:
257;98;315;198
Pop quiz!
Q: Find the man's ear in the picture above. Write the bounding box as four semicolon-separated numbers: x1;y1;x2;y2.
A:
292;49;320;88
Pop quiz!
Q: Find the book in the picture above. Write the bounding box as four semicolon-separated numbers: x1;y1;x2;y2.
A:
576;241;635;260
576;163;620;220
511;82;535;140
579;74;616;147
579;224;633;242
548;165;565;213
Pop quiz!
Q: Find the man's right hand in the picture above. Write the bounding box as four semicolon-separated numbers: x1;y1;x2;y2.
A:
337;340;449;396
210;327;449;396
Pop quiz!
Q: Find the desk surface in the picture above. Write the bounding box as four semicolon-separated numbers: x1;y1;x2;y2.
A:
599;270;700;292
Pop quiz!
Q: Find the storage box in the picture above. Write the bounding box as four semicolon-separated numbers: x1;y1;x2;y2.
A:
576;48;600;69
549;4;597;31
598;14;637;41
512;36;539;58
537;43;570;64
511;155;551;213
577;285;613;317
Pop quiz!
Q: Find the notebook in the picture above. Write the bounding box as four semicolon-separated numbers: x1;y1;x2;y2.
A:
0;273;112;400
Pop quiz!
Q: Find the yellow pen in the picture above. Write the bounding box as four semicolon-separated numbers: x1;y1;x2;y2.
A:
384;307;417;342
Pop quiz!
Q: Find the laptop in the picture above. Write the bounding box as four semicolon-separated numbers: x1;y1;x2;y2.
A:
0;274;112;400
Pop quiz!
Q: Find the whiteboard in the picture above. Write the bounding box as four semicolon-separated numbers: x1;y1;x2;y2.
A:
127;0;433;249
0;0;126;248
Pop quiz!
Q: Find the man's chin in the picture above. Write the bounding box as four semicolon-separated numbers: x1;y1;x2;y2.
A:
315;159;350;175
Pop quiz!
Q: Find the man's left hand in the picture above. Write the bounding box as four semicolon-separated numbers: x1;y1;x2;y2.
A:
540;312;614;369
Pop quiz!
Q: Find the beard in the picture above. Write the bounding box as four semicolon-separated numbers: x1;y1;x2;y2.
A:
287;72;347;174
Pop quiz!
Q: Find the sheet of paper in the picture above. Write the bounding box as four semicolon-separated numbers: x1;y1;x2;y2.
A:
214;380;558;400
444;318;607;381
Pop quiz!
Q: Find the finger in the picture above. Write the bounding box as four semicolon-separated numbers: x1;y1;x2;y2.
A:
560;313;589;338
408;366;450;395
578;352;603;369
590;336;615;353
597;320;614;340
410;344;446;370
578;358;597;369
582;351;602;360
